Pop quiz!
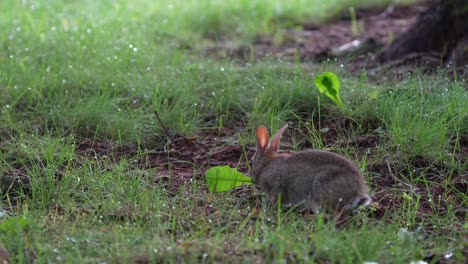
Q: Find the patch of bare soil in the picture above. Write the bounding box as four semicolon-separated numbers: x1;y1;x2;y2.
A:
135;132;249;194
205;4;427;60
203;1;467;76
71;129;250;194
261;5;426;61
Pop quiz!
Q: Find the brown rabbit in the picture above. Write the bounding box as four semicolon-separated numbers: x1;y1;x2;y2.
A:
250;124;371;215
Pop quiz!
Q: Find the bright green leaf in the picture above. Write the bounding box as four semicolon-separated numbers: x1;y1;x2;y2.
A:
205;166;253;192
314;71;344;109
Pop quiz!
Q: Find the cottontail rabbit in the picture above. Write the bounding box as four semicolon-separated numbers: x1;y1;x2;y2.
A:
250;124;371;215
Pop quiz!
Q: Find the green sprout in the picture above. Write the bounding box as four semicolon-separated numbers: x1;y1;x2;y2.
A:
314;71;344;110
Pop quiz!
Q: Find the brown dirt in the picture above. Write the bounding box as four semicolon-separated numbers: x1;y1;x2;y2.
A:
203;1;467;77
203;3;428;63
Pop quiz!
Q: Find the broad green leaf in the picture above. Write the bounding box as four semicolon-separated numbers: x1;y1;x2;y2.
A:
205;166;253;192
314;72;344;109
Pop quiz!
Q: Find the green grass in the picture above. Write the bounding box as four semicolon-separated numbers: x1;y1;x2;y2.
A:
1;0;467;263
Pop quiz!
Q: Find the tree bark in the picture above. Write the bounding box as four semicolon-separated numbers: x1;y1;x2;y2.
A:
378;0;468;63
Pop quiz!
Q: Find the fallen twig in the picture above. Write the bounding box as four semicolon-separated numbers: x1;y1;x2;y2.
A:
383;154;415;191
154;110;173;144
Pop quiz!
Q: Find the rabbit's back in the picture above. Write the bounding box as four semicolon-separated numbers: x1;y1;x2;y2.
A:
265;150;369;212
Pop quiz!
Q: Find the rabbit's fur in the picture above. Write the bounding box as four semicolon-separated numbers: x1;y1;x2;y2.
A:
250;124;371;215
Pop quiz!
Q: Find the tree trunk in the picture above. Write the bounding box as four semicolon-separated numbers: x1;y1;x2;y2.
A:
378;0;468;63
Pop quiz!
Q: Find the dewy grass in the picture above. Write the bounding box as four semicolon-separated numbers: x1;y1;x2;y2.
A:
1;0;466;263
375;75;467;161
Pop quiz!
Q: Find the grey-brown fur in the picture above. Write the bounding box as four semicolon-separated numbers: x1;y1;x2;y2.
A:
250;124;371;215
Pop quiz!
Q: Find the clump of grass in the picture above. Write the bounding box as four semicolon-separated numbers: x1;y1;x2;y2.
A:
374;75;467;161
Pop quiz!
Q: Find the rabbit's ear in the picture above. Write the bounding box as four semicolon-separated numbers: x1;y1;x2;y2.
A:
256;126;270;151
268;124;288;152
